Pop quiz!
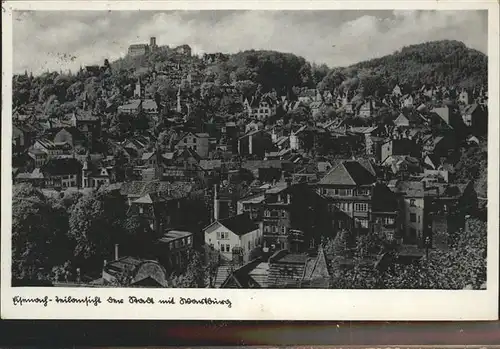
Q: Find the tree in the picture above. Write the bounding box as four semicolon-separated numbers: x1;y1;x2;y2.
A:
171;250;207;288
68;189;127;266
12;184;70;281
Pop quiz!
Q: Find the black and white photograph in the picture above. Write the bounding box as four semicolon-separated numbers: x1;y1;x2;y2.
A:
2;1;499;321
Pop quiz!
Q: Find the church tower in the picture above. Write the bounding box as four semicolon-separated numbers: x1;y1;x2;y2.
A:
176;85;182;113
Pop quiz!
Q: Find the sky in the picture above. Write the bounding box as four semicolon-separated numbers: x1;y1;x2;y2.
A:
13;10;488;75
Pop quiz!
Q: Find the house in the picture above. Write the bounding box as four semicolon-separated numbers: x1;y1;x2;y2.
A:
458;89;470;104
431;105;465;130
461;103;488;136
70;110;101;148
424;182;478;249
141;99;159;114
155;230;194;272
392;84;402;97
121;181;196;232
52;127;86;149
380;138;420;163
101;256;168;287
381;155;422;178
40;158;82;189
244;95;277;120
393;113;425;129
357;99;375;118
238;129;273;158
33;139;72;158
349;126;384;156
260;182;332;252
401;94;415;109
174;132;210;158
121;136;150;158
220;247;331;289
118;100;142;115
204;213;263;264
316;160;376;233
82;154;111;189
390;181;425;246
28;148;48;168
426;134;454;158
12;124;36;152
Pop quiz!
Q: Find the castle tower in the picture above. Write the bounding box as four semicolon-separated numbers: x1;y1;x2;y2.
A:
150;37;157;51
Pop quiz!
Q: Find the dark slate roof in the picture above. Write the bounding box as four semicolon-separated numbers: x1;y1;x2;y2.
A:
371;183;399;212
318;160;376;186
218;213;258;236
41;158;82;176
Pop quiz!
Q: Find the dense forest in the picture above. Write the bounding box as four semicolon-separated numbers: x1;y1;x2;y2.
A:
318;40;487;96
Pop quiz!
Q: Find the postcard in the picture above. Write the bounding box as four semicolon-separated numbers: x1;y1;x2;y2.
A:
1;0;499;320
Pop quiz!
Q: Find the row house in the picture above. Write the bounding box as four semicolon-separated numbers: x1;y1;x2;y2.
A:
380;138;421;163
259;182;332;252
12;123;36;153
461;103;488;136
51;127;86;149
316;160;402;241
174;132;210;159
33;139;72;158
70;110;101;151
40;158;82;189
120;181;196;233
388;180;425;246
155;230;194;273
238;129;274;158
424;182;478;249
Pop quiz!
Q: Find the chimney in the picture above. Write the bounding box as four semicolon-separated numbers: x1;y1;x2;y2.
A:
114;244;119;260
213;184;219;221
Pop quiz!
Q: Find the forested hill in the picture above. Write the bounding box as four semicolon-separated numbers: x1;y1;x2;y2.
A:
12;40;487;114
318;40;487;96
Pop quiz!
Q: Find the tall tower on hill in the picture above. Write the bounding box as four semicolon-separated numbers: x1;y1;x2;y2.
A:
150;37;157;52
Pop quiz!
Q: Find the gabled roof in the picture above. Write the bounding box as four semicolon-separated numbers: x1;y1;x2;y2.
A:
207;213;258;236
318;160;376;186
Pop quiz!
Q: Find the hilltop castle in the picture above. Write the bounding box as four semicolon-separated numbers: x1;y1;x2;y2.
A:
128;37;158;57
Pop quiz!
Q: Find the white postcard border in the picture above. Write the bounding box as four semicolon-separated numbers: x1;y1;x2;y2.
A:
1;0;499;320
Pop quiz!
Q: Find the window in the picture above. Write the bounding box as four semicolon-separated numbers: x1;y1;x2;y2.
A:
309;239;315;248
410;199;416;207
139;206;144;214
226;244;230;252
280;226;286;234
264;225;271;233
281;210;287;218
384;217;395;225
193;138;197;143
248;241;251;250
418;215;421;223
264;210;271;217
184;138;187;144
359;219;369;228
410;213;417;223
220;244;225;252
272;226;278;233
187;236;192;245
354;203;369;212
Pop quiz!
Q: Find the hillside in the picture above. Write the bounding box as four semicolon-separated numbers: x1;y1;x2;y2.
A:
318;40;487;96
